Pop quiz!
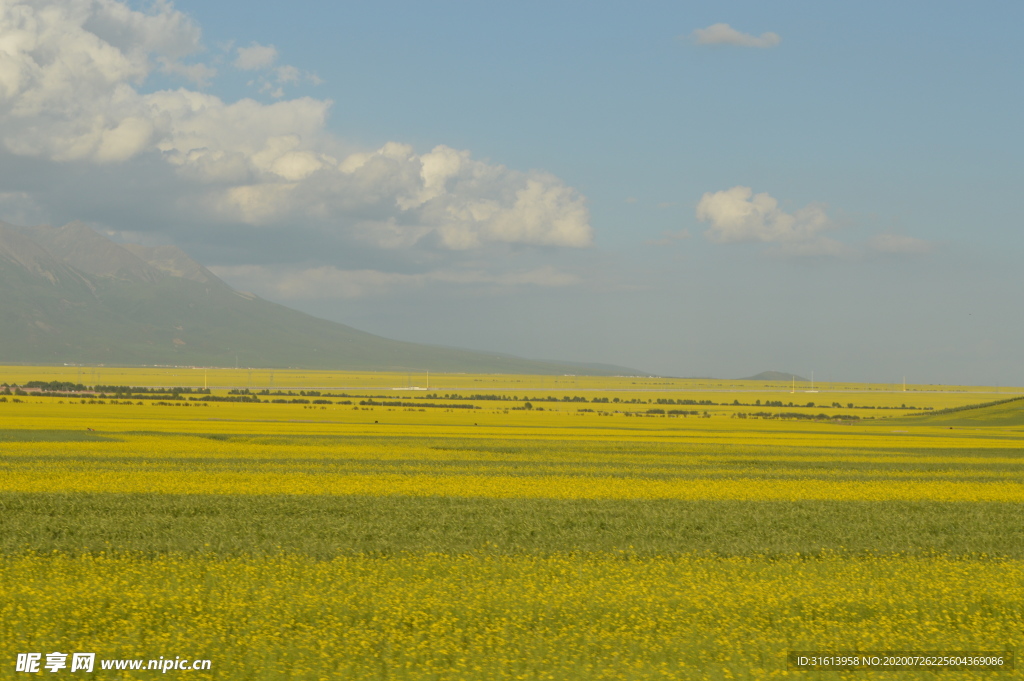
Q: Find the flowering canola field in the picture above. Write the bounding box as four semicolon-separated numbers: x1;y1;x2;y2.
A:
0;370;1021;679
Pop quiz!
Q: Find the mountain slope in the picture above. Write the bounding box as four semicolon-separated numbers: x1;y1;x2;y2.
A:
0;222;642;374
742;371;809;382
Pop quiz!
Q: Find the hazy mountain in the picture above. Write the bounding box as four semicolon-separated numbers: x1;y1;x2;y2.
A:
742;371;809;382
0;221;643;375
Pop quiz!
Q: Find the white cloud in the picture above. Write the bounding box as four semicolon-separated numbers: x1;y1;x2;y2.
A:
233;42;277;70
0;0;591;252
210;264;580;299
696;188;936;259
868;234;934;254
697;186;828;243
691;23;780;48
249;62;321;98
234;42;320;97
274;65;300;83
696;186;848;256
0;0;202;162
157;57;216;87
81;0;204;60
202;141;592;249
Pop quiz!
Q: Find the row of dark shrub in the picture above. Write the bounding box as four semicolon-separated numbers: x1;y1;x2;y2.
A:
733;411;861;421
358;400;477;410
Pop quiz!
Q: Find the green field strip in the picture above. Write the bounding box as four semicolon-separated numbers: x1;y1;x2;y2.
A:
2;493;1022;558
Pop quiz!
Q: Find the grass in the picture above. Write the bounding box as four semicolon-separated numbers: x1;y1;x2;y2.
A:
899;397;1024;427
0;428;114;443
2;493;1022;558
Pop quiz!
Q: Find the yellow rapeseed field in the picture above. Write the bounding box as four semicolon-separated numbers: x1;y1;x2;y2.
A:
0;367;1021;679
1;552;1020;680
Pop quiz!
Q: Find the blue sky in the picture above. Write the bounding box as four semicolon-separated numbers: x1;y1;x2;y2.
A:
1;0;1022;383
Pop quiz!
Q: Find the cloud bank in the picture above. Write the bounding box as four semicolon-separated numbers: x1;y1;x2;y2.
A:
0;0;593;257
691;23;780;48
210;264;580;300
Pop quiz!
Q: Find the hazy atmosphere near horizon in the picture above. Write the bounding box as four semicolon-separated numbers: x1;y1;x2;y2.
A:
1;0;1021;385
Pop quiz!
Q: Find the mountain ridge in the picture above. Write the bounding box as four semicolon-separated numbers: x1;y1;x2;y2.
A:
0;221;645;375
741;371;809;382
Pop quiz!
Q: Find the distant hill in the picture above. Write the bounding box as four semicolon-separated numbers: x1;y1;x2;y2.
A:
742;371;809;382
0;221;644;375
